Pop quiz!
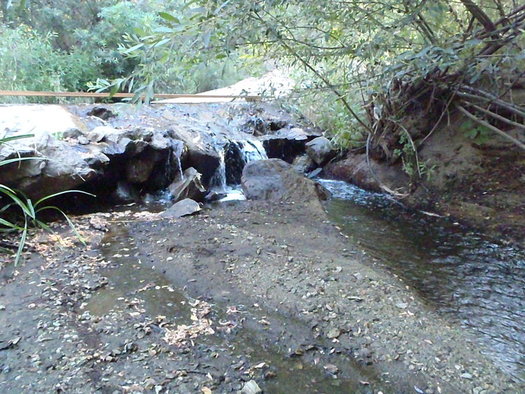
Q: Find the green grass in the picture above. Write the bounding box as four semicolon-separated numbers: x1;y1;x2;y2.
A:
0;135;95;265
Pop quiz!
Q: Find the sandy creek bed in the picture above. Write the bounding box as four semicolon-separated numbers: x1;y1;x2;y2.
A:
1;193;523;393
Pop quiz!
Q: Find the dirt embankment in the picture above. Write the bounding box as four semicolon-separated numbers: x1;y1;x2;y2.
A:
326;120;525;246
1;201;521;393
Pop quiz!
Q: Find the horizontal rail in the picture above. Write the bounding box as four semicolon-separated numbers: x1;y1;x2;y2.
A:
0;90;261;101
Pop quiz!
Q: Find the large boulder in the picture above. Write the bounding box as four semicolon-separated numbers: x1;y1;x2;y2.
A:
261;127;321;163
305;136;336;166
224;140;268;185
292;155;316;175
0;106;97;198
0;105;185;199
325;153;409;193
241;159;330;205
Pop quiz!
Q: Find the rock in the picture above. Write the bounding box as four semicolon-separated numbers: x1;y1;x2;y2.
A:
327;327;341;339
241;380;262;394
323;364;339;375
242;115;288;137
307;168;323;179
161;198;201;218
184;149;221;188
325;153;408;193
62;128;85;140
168;167;206;202
0;104;87;137
0;103;301;201
241;159;330;205
0;133;96;198
77;136;90;145
0;105;187;199
292;155;316;174
87;106;116;121
88;126;118;143
0;105;96;197
305;136;336;166
164;127;222;188
205;191;227;202
126;152;159;184
262;127;321;163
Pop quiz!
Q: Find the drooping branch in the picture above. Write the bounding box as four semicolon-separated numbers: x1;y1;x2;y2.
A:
251;9;374;135
457;87;525;119
462;101;525;132
456;105;525;150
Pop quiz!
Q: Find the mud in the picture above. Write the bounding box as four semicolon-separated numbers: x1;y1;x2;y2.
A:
1;200;522;393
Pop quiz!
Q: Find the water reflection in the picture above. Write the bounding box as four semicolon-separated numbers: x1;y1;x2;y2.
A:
320;179;525;380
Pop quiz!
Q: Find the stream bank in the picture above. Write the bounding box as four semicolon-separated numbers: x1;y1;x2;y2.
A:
1;198;522;393
1;100;524;392
325;115;525;247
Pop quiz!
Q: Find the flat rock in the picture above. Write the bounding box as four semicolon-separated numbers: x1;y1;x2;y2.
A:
241;380;262;394
168;167;206;202
160;198;201;218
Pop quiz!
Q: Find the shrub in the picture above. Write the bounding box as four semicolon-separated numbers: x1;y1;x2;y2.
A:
0;26;99;103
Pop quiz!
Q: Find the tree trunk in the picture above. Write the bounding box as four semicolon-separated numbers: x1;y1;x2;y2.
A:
460;0;496;32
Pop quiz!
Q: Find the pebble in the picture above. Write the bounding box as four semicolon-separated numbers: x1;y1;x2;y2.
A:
326;327;341;339
324;364;339;375
241;380;262;394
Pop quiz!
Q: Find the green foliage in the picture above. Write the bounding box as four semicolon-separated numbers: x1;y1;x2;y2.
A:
0;135;95;265
282;86;365;150
0;26;99;102
89;1;263;97
1;0;259;103
1;0;523;159
118;0;523;154
459;119;492;145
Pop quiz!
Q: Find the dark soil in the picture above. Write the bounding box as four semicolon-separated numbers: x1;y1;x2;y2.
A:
0;201;522;393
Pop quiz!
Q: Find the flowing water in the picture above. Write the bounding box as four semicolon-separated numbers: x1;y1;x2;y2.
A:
319;179;525;381
209;139;268;201
86;164;525;383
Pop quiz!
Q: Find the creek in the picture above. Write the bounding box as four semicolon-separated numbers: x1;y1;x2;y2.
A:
319;179;525;381
76;131;524;384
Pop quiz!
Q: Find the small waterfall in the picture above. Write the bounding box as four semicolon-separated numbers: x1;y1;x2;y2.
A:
210;138;268;197
174;152;184;182
240;140;268;163
210;144;228;192
172;141;185;182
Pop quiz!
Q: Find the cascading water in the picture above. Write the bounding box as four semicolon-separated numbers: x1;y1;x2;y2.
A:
209;138;268;200
239;140;268;163
210;146;228;192
174;152;184;182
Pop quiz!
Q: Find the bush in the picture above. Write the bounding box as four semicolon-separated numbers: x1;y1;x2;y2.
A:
0;26;99;103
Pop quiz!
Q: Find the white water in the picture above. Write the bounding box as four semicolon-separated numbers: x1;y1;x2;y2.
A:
209;139;268;201
175;153;184;182
210;147;228;192
239;140;268;163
